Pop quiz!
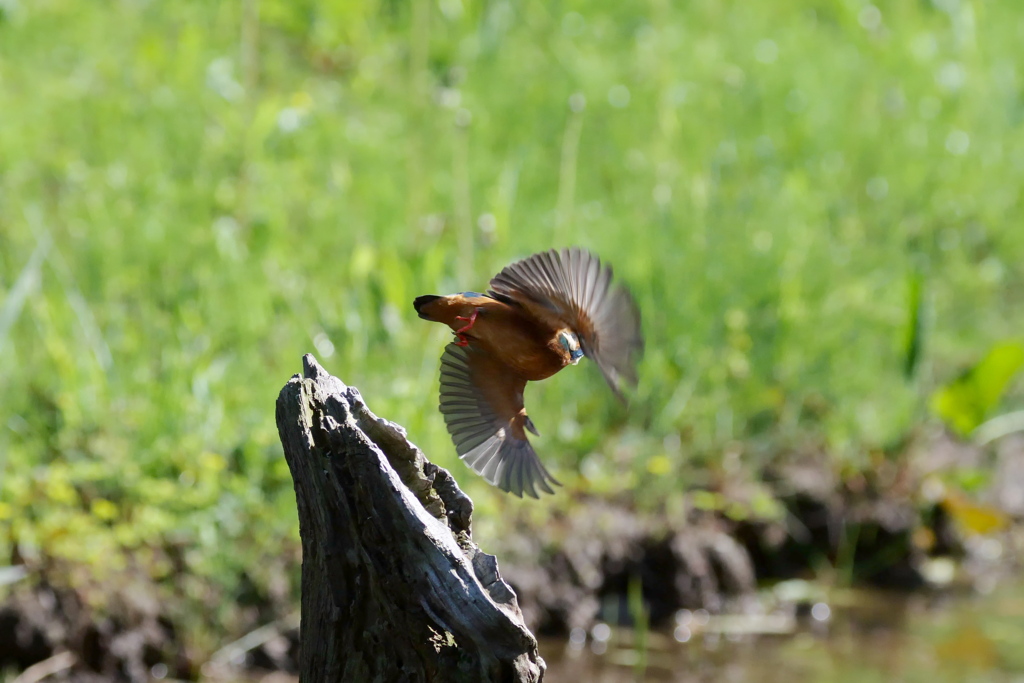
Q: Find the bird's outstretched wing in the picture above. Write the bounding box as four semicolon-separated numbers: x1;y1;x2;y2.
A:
488;247;643;399
438;343;560;498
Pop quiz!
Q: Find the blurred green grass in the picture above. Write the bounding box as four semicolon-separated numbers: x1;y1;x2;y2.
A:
1;0;1022;651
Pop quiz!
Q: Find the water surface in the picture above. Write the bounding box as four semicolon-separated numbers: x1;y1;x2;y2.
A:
540;581;1024;682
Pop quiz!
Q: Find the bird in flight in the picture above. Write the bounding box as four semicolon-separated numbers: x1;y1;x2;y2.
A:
414;248;643;498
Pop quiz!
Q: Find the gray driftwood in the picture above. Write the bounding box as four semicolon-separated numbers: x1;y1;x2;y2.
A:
275;354;545;682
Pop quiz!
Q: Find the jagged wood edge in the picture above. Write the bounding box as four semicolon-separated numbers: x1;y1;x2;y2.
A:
275;354;544;682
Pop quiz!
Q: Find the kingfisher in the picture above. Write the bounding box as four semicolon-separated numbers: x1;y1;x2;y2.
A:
413;248;643;498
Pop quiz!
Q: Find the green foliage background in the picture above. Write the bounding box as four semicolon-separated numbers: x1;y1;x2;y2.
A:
1;0;1022;653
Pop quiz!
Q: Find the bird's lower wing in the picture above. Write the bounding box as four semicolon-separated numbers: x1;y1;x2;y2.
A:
439;343;560;498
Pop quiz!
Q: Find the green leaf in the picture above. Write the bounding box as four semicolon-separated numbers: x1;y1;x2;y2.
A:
930;342;1024;435
903;267;925;379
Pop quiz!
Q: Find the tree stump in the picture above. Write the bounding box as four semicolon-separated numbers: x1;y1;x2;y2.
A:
275;355;545;682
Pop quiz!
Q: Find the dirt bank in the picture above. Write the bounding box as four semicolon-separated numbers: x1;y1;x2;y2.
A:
2;431;1021;681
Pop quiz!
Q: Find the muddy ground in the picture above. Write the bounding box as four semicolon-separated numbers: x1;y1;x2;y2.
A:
2;430;1022;681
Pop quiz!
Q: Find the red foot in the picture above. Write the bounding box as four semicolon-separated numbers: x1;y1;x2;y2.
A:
454;310;479;333
454;310;479;347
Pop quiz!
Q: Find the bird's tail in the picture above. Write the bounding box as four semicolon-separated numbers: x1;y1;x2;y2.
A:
413;294;442;320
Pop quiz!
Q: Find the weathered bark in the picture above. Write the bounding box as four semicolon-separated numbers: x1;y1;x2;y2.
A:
275;354;544;683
